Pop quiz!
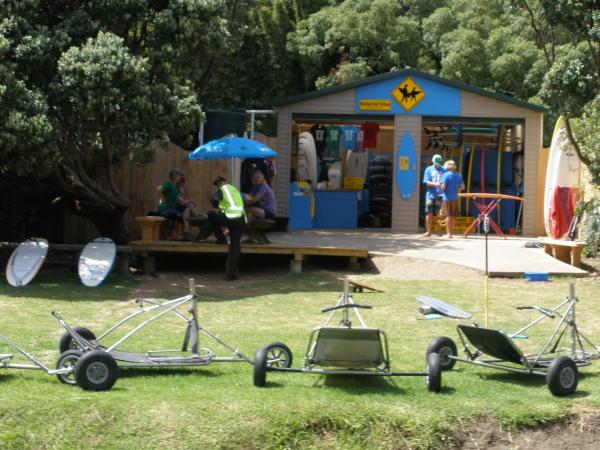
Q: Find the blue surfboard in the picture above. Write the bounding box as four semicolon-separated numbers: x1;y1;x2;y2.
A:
397;131;418;199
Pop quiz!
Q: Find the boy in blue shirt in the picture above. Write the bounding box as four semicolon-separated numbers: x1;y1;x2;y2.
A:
422;154;446;236
441;160;465;238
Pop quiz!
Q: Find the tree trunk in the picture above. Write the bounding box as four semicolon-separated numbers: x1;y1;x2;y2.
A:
54;151;132;244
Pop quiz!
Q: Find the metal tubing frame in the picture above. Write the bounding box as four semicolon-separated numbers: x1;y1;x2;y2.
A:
269;366;428;377
456;289;600;377
0;334;70;375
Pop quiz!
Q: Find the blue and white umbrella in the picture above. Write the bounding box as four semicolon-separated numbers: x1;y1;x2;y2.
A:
188;137;278;160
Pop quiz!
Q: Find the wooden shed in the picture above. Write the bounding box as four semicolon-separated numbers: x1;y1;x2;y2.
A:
274;68;544;236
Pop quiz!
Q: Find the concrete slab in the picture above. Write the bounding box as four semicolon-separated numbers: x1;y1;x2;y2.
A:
268;230;588;277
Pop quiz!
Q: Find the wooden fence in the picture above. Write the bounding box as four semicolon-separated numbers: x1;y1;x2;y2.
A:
62;134;277;243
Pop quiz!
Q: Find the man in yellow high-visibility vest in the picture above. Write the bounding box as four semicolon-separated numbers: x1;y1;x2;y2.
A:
206;177;246;281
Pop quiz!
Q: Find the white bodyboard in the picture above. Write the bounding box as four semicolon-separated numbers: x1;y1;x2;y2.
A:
297;132;318;188
6;238;49;287
78;237;117;287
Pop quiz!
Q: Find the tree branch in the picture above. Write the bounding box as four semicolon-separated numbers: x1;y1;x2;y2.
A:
564;115;592;167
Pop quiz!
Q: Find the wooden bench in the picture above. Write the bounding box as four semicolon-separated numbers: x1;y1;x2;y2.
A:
540;239;587;268
245;219;275;244
135;216;165;242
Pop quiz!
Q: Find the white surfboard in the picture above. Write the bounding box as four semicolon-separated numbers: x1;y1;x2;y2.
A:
6;238;49;287
78;237;117;287
298;132;318;188
544;117;581;238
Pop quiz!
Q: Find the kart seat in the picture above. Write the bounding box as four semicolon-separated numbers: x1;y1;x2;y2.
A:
310;327;384;368
458;325;525;365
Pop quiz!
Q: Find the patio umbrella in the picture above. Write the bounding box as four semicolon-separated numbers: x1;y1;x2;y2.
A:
188;137;277;160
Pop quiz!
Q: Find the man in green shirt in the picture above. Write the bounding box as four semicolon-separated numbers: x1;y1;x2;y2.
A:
157;169;196;238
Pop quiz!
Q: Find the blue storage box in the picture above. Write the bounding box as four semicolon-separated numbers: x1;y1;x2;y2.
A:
524;272;549;282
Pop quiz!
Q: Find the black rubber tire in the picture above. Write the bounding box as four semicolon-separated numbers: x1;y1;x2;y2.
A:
59;327;96;353
253;346;269;387
75;350;118;391
427;336;458;371
263;342;293;369
546;356;578;396
427;352;442;392
56;350;83;385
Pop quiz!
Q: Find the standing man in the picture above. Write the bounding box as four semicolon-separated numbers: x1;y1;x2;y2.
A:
422;154;446;237
206;176;246;281
245;171;277;221
441;160;465;238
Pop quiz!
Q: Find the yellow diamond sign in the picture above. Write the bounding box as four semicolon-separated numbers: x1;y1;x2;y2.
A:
392;77;426;112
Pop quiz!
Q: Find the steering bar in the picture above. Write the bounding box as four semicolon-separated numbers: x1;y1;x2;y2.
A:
321;304;372;313
517;305;555;318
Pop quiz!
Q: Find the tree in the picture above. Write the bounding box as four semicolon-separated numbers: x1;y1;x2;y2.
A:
0;0;248;243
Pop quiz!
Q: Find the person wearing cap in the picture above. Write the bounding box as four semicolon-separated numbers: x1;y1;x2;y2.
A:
422;154;446;237
157;169;196;239
441;160;465;238
206;176;246;281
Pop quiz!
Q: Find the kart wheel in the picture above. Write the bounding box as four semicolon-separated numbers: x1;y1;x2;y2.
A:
56;350;82;385
426;336;457;371
426;352;442;392
59;327;96;353
547;356;578;396
253;346;268;387
264;342;293;369
75;350;118;391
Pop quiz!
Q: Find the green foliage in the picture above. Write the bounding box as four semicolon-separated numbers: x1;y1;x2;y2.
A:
439;28;490;86
579;197;600;257
539;43;597;115
571;96;600;185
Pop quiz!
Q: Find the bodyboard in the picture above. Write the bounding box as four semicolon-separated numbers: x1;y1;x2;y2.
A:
417;296;472;319
78;237;117;287
6;238;49;287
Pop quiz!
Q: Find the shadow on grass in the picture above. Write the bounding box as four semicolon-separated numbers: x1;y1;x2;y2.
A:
477;371;592;397
313;373;407;395
0;271;139;302
117;366;218;380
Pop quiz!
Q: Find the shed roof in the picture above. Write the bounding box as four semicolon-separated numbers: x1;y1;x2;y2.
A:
273;68;545;112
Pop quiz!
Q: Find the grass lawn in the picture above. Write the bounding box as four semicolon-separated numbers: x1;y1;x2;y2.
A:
1;270;600;449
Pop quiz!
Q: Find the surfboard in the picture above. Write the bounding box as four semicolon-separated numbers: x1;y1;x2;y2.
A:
298;132;318;188
6;238;49;287
397;131;418;199
416;296;472;319
544;116;581;238
78;238;117;287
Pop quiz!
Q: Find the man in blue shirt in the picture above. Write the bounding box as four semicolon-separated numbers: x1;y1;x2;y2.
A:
422;154;446;237
245;171;277;220
441;160;465;238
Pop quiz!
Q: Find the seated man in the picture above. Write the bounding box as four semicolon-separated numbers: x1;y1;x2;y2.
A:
245;171;277;221
157;169;195;239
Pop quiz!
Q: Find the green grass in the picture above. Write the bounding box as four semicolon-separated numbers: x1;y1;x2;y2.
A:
1;271;600;449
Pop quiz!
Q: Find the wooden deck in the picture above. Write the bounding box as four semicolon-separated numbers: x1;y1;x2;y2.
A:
129;239;370;274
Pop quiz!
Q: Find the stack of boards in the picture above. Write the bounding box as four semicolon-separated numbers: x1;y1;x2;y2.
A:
5;237;116;288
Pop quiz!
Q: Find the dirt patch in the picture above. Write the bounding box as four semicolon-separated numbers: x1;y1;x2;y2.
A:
370;254;481;281
453;410;600;449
